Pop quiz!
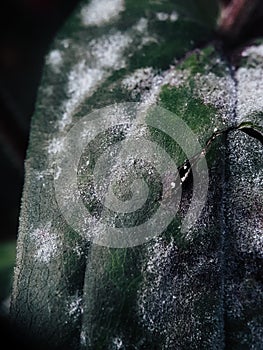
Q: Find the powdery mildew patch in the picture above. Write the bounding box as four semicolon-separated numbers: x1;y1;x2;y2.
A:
242;43;263;58
47;136;65;155
137;235;220;347
58;25;146;132
236;66;263;122
227;131;263;258
81;0;125;27
237;43;263;122
194;71;236;125
123;66;189;108
46;49;63;73
30;222;60;263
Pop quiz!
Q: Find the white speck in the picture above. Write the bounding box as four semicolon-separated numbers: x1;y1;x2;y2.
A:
36;172;44;180
133;17;148;32
181;173;188;183
46;50;63;73
35;169;52;181
31;222;59;263
171;182;176;188
156;12;169;21
80;330;86;346
48;137;65;155
69;295;83;316
214;127;218;132
54;166;62;180
112;337;123;349
170;11;179;22
72;243;83;258
156;11;178;22
81;0;125;27
61;39;70;49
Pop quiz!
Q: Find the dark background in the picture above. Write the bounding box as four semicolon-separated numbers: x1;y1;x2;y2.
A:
0;0;81;244
0;1;80;347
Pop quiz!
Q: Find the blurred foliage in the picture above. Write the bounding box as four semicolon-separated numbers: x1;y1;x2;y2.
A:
0;241;16;304
174;0;219;27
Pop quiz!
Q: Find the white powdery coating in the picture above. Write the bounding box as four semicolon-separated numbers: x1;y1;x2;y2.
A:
47;136;65;155
59;32;132;131
242;44;263;58
138;237;177;334
122;67;168;106
227;131;263;258
30;222;59;263
121;67;155;97
194;71;236;123
46;49;63;72
235;198;263;257
59;22;145;131
68;64;103;93
236;66;263;121
138;235;221;347
90;32;132;70
81;0;124;27
59;64;104;130
137;67;187;108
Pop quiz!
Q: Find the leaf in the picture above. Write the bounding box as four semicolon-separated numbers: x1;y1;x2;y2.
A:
10;1;263;349
238;122;263;145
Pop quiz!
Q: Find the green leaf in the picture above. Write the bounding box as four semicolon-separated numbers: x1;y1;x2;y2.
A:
10;1;263;349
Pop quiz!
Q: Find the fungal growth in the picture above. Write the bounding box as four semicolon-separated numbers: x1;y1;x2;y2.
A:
10;1;263;349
